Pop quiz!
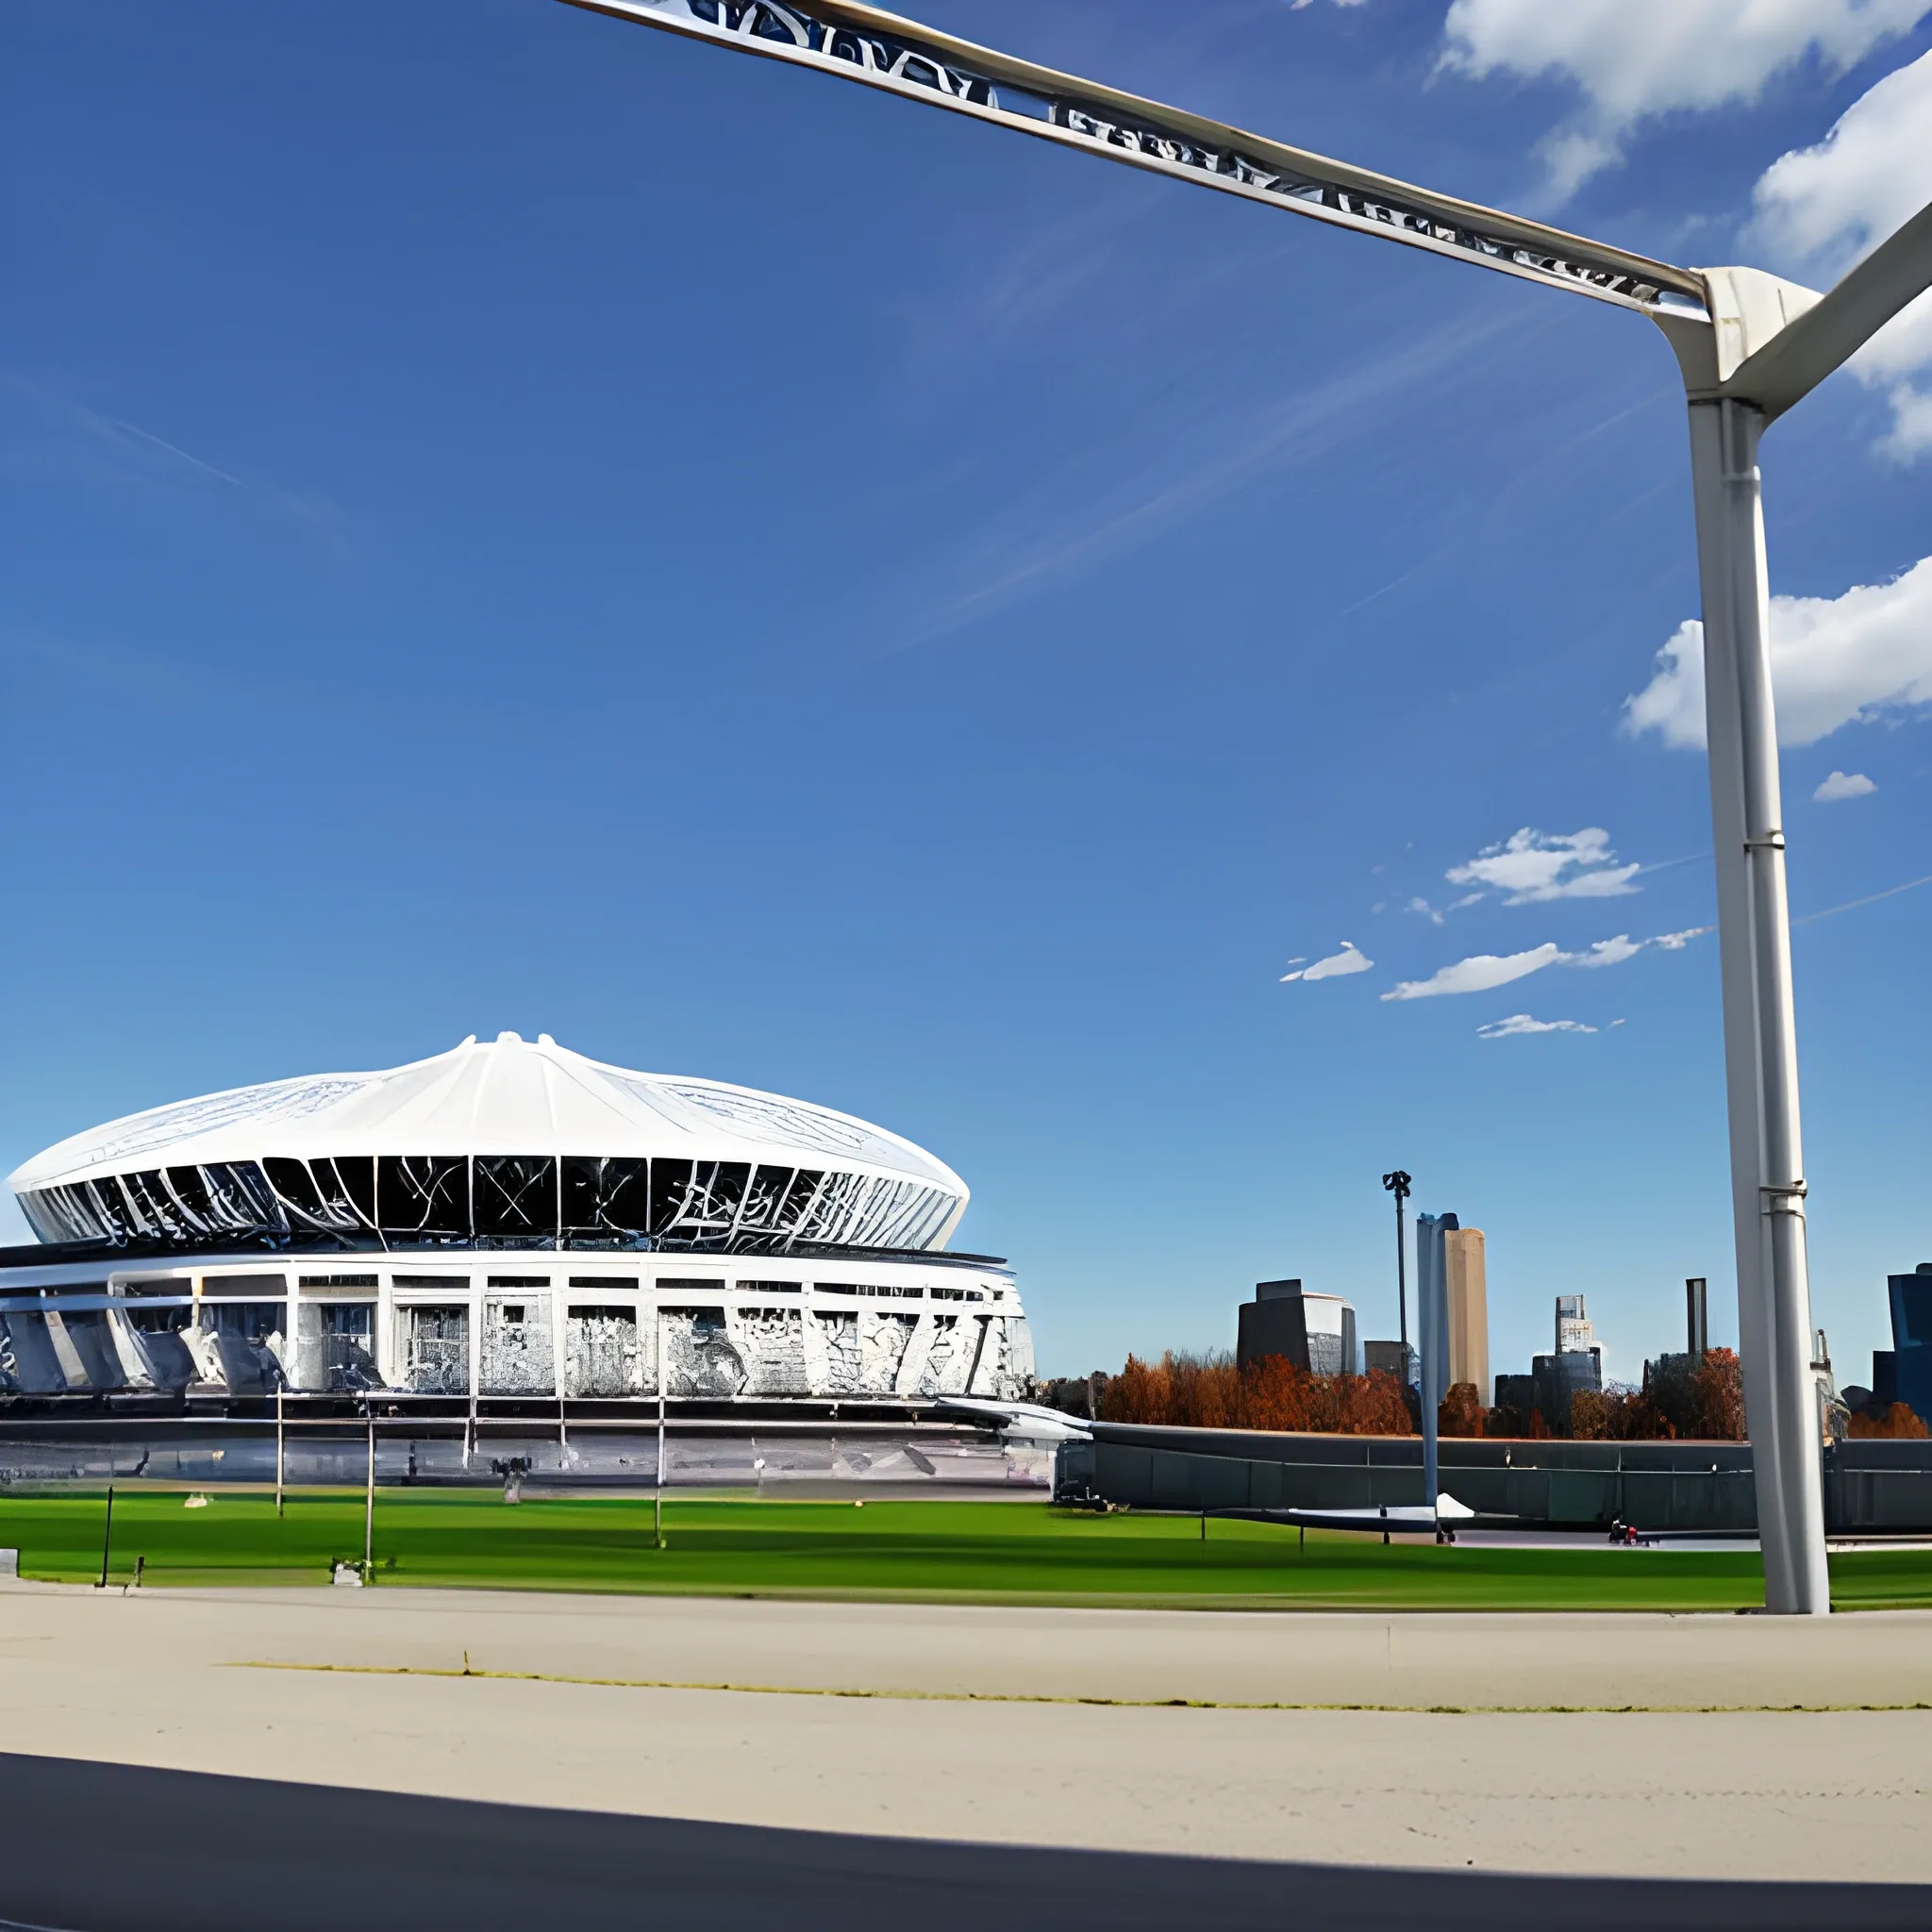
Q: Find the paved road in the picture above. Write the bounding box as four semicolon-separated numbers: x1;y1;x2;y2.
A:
0;1583;1928;1923
0;1753;1926;1932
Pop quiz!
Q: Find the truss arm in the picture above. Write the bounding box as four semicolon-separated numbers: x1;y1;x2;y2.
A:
558;0;1707;321
1720;200;1932;420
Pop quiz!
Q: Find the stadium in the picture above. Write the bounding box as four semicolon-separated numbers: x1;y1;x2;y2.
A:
0;1033;1034;1430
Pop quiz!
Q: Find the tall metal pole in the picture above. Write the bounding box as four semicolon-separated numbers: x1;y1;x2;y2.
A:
1686;395;1829;1615
275;1385;285;1519
1382;1171;1411;1363
656;1307;667;1551
1415;1214;1441;1519
364;1411;375;1580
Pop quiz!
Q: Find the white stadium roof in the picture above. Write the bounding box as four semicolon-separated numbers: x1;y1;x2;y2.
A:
11;1034;958;1193
8;1035;967;1254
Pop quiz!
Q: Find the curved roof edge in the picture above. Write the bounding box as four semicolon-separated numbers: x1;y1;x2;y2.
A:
8;1033;967;1202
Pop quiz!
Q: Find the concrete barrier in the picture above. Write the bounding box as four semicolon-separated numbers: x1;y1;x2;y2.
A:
1056;1424;1932;1534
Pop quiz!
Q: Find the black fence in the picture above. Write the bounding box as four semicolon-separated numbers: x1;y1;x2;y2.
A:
1056;1424;1932;1535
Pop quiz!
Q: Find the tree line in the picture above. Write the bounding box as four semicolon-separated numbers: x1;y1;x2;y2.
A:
1086;1348;1769;1441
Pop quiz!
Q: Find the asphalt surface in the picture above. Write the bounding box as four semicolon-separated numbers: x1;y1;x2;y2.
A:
2;1584;1930;1923
0;1753;1925;1932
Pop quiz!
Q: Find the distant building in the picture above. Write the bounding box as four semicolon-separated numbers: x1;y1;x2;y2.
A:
1443;1225;1489;1403
1237;1280;1359;1376
1686;1278;1708;1357
1880;1263;1932;1421
1533;1347;1601;1432
1364;1339;1416;1386
1492;1372;1534;1421
1556;1293;1597;1356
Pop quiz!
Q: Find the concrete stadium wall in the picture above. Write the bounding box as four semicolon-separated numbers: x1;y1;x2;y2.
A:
1058;1425;1932;1534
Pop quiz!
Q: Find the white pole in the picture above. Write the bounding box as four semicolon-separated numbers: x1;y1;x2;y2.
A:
656;1306;667;1550
275;1385;285;1518
1416;1214;1442;1523
364;1411;375;1580
1686;396;1829;1615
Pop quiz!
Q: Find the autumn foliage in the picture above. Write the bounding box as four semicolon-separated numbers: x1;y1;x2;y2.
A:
1100;1353;1414;1435
1091;1346;1749;1440
1848;1402;1931;1440
1567;1350;1746;1441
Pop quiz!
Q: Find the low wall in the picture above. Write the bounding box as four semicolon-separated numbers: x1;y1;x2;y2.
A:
0;1424;1051;1491
1056;1424;1932;1534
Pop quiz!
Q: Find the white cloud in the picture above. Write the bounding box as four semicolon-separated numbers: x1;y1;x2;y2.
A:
1879;383;1932;458
1383;943;1561;1001
1440;0;1928;197
1566;934;1642;968
1815;768;1878;798
1382;926;1710;1001
1445;826;1641;903
1624;556;1932;748
1477;1013;1599;1038
1749;47;1932;456
1281;941;1374;982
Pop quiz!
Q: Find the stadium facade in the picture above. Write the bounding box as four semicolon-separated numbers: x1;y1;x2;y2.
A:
0;1034;1033;1415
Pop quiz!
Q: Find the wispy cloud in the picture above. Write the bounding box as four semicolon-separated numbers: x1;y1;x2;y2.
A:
1383;942;1562;1001
1281;941;1373;983
880;306;1524;655
1566;934;1641;968
1795;872;1932;924
0;373;350;556
1445;825;1641;904
1382;926;1709;1000
1477;1013;1598;1038
8;630;205;708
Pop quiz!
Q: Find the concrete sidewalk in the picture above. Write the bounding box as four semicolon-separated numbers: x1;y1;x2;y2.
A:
0;1584;1927;1884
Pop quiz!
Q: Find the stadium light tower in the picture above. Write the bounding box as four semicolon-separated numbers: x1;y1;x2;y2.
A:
560;0;1932;1614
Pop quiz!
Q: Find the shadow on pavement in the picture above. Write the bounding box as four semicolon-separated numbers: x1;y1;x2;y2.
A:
0;1752;1923;1931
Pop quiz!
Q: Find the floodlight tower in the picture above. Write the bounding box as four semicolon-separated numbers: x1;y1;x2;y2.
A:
1382;1170;1411;1361
560;0;1932;1613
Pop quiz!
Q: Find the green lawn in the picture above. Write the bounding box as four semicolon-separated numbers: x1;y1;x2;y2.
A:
2;1488;1928;1610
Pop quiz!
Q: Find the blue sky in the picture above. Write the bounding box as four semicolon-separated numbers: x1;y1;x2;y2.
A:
3;0;1929;1391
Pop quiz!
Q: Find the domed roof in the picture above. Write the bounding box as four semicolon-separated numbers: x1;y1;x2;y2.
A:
11;1033;958;1191
8;1035;966;1253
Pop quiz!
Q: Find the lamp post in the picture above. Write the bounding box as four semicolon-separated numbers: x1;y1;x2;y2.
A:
1382;1170;1411;1367
560;0;1932;1613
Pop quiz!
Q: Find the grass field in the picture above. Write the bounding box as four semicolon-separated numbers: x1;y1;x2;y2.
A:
4;1488;1930;1610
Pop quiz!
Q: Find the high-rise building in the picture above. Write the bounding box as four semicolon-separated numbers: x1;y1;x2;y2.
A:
1237;1280;1360;1376
1884;1263;1932;1422
1533;1347;1602;1432
1443;1225;1489;1404
1686;1278;1708;1357
1364;1339;1416;1386
1556;1293;1596;1356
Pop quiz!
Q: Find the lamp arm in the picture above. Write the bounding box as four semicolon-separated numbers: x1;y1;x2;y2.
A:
558;0;1707;321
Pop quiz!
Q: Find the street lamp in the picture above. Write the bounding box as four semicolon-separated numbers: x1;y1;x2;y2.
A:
1382;1170;1411;1367
560;0;1932;1614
